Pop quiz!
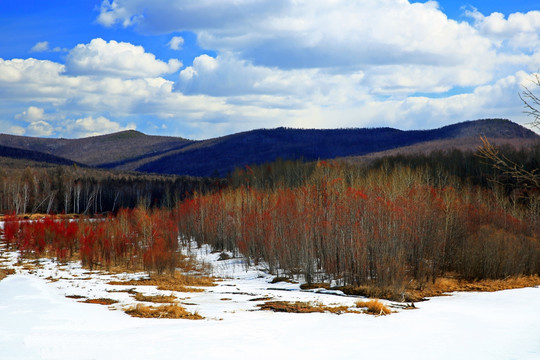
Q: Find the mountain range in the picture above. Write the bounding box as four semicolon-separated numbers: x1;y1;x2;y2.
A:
1;119;538;177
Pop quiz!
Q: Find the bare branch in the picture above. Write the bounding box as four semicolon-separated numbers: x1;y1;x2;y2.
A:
519;72;540;131
477;136;539;189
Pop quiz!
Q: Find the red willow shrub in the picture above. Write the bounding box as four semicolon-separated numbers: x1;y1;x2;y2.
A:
1;207;180;275
2;213;19;249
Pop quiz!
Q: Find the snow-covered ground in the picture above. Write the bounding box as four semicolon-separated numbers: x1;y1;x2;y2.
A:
1;245;539;360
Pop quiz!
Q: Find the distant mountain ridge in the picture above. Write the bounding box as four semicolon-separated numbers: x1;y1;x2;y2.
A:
1;119;538;177
0;144;83;166
0;130;192;167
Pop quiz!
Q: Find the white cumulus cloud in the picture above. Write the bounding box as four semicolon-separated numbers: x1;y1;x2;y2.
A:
168;36;184;50
15;106;45;122
467;9;540;51
62;116;136;138
26;120;54;137
66;38;182;78
30;41;50;52
30;41;67;53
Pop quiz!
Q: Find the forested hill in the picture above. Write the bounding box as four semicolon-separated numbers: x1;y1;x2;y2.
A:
137;119;539;176
1;118;538;177
0;145;83;166
0;130;192;167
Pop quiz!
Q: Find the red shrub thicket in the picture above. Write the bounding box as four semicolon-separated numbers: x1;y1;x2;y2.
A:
175;164;539;290
1;207;179;274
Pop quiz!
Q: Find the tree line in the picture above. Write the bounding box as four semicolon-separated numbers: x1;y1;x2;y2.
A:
0;165;222;215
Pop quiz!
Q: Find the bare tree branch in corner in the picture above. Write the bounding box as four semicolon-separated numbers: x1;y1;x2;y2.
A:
478;73;540;190
519;72;540;132
478;135;539;189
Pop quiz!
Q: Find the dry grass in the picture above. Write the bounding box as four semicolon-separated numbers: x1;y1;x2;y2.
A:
65;295;86;299
338;275;540;302
82;298;119;305
177;253;212;273
0;267;15;281
270;277;297;284
334;284;400;301
124;303;203;319
405;275;540;302
0;213;80;221
109;274;216;292
258;301;352;314
300;282;331;290
108;272;216;293
355;299;392;316
133;292;177;304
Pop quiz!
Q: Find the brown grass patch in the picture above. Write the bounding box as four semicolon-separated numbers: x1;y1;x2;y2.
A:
0;213;80;221
258;301;351;314
355;299;392;315
177;253;211;273
300;282;331;290
338;275;540;302
108;273;215;293
270;277;297;284
249;296;273;302
405;275;540;302
0;268;15;281
66;295;86;299
21;262;38;272
82;298;119;305
337;285;400;301
107;288;138;295
124;303;203;319
133;292;177;303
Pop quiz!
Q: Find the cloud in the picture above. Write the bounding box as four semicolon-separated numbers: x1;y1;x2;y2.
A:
62;116;136;138
14;106;54;137
178;54;280;96
168;36;184;50
95;0;514;100
30;41;68;53
97;1;492;70
464;10;540;61
15;106;45;122
97;0;143;27
26;121;53;137
177;53;365;107
66;38;182;78
11;105;138;138
7;126;25;136
30;41;50;52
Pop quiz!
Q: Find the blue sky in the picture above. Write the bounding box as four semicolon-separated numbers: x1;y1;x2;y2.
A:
1;1;539;139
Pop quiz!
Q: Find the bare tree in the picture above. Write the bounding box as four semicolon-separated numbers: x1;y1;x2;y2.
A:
478;136;539;189
478;73;540;189
520;72;540;132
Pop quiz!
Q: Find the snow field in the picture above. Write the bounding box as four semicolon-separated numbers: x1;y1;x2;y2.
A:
0;243;539;359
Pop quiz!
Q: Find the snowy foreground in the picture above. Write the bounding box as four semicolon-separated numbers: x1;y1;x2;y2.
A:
0;246;539;360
